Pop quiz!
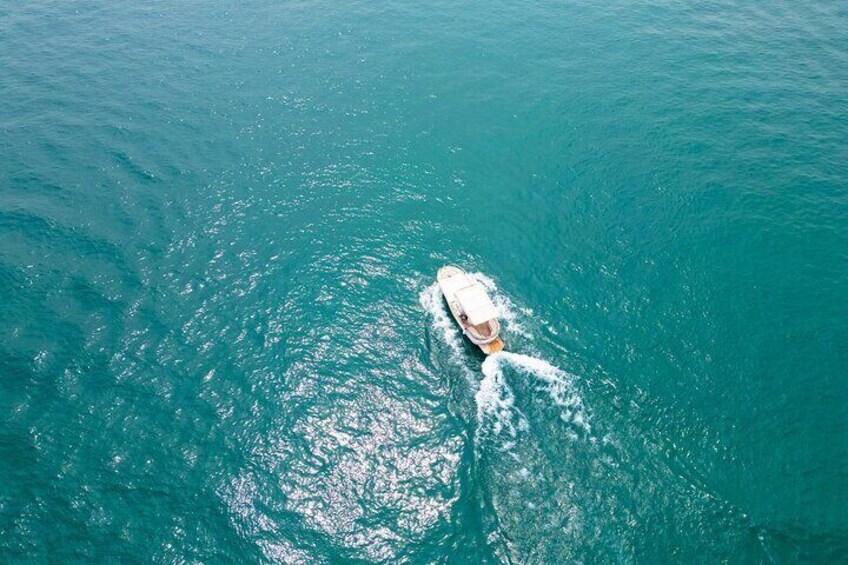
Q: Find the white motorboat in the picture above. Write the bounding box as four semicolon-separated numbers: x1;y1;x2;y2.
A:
437;265;505;355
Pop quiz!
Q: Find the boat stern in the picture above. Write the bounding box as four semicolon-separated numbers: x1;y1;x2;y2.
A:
479;337;505;355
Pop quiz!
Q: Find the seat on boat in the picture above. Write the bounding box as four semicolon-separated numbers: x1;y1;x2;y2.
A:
473;322;494;338
466;318;499;342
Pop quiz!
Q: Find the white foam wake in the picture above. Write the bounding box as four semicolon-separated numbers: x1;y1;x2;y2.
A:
477;356;528;441
419;282;479;386
418;282;463;356
479;352;591;437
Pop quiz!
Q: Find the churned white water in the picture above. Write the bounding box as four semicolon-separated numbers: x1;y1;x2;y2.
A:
418;282;464;358
421;276;590;441
483;352;591;437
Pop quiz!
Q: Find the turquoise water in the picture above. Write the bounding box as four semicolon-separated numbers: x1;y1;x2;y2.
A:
2;0;847;561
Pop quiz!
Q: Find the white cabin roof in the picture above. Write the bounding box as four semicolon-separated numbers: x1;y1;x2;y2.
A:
439;271;473;298
455;284;499;325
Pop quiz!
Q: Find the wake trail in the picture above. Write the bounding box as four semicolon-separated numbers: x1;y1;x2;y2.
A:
479;352;591;439
420;277;590;443
419;282;465;358
419;282;477;384
476;355;528;441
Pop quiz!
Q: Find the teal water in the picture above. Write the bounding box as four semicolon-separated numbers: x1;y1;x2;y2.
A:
2;0;847;562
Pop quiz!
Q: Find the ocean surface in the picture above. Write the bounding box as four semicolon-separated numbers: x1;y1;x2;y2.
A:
1;1;846;562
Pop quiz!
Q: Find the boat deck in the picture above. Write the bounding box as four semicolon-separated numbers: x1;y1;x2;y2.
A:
471;322;494;338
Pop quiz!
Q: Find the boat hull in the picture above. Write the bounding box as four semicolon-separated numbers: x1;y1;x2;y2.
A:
437;265;505;355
